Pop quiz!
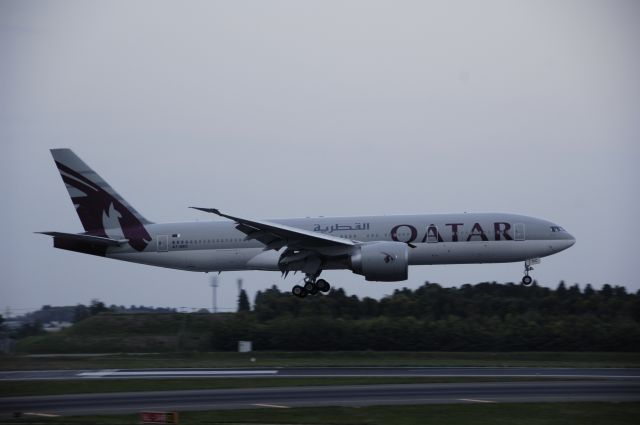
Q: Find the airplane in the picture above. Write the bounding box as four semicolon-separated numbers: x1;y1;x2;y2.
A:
39;149;576;298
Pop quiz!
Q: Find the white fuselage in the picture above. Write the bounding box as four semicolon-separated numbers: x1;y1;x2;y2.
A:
106;213;575;274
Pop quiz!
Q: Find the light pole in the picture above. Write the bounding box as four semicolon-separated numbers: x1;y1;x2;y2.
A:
210;275;219;313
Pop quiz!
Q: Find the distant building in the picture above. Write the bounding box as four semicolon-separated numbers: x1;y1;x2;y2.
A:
43;321;73;332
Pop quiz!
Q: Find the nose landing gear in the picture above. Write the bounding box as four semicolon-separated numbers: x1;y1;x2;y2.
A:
292;275;331;298
521;258;540;286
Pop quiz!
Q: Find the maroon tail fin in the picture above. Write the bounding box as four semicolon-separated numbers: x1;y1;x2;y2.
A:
50;149;153;252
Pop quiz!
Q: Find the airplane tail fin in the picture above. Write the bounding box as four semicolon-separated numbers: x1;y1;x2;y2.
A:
50;149;153;251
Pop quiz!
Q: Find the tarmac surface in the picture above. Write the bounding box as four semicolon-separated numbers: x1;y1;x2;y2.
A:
2;367;639;416
2;381;640;416
2;367;640;380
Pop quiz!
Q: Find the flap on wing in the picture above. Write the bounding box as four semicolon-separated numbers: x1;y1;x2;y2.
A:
37;231;128;247
189;207;354;250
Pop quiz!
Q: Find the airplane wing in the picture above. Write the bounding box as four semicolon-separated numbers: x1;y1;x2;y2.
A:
37;231;128;247
189;207;355;251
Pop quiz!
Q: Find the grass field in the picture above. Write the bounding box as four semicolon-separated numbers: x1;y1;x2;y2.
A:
3;402;640;424
2;351;639;371
0;376;585;397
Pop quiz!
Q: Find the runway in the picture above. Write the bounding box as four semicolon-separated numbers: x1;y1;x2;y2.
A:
2;367;639;416
2;367;640;380
2;381;639;416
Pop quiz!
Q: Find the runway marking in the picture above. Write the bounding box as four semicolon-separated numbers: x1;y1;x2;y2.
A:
77;369;117;377
24;412;60;417
264;370;640;379
252;403;290;409
458;398;497;403
77;370;278;377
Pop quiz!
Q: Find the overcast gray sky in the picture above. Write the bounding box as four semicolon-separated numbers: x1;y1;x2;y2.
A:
2;0;639;315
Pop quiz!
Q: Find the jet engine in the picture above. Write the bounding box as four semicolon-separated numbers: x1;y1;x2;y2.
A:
351;241;409;281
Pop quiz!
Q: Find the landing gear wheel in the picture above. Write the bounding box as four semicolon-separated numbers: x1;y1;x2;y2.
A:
296;272;323;298
303;281;317;292
521;259;538;286
292;285;306;297
316;279;331;293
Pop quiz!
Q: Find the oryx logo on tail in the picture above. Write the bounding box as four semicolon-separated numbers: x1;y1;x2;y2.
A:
51;149;152;252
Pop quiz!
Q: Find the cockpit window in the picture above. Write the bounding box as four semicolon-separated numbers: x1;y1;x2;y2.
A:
550;226;565;232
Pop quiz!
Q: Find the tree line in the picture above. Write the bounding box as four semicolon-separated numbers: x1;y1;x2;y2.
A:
251;281;639;322
8;281;640;352
3;300;178;339
209;281;640;351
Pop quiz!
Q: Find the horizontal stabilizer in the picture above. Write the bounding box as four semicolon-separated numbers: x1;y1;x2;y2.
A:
37;231;128;247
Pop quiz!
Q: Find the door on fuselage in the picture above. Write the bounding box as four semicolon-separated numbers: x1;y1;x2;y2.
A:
514;223;525;241
157;235;169;252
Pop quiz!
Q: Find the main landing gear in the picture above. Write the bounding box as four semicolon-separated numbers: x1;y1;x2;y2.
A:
292;275;331;298
521;258;540;286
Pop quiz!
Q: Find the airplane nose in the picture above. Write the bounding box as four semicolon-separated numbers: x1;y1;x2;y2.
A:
560;232;576;250
550;226;575;252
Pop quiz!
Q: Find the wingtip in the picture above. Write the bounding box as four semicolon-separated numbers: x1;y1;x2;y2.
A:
189;207;221;215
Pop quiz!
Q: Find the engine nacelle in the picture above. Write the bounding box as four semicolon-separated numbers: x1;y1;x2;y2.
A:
351;241;409;281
